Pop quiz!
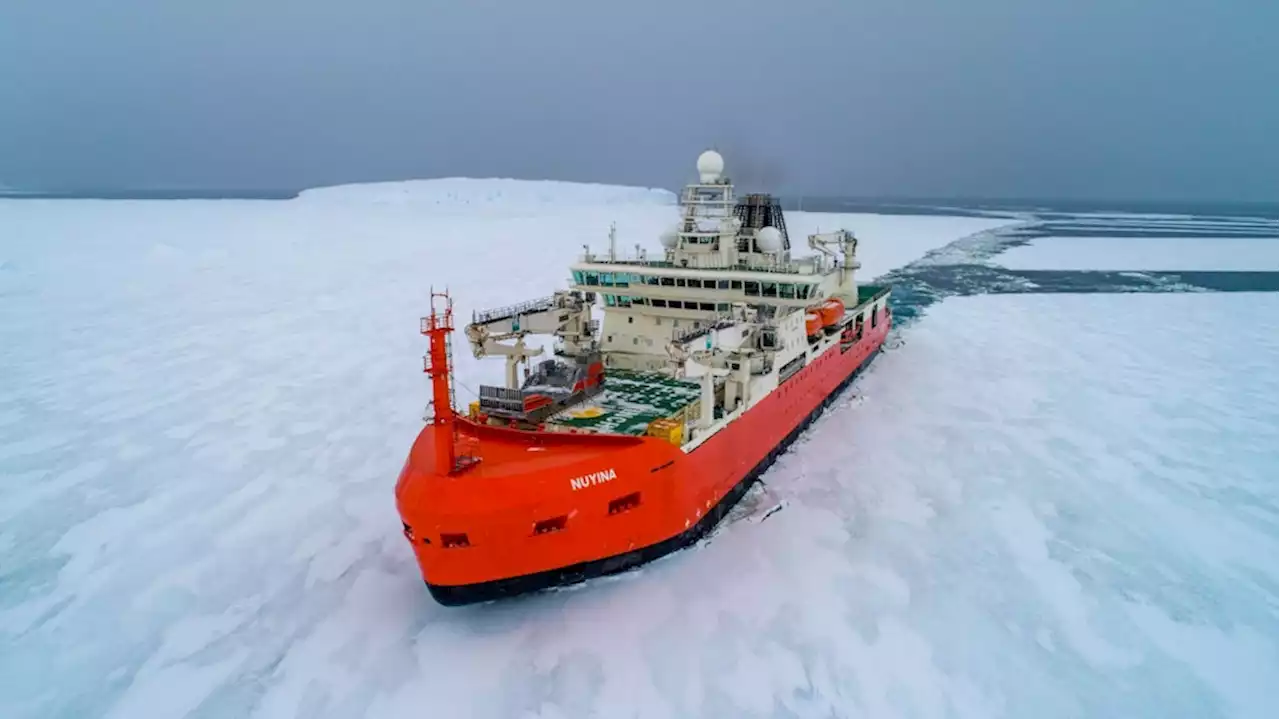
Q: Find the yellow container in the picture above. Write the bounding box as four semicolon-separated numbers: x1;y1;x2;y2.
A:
646;418;684;446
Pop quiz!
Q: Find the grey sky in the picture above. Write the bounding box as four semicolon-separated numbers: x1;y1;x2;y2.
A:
1;0;1275;200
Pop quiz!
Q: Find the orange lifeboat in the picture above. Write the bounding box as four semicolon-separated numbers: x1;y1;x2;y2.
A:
818;297;845;327
804;311;822;337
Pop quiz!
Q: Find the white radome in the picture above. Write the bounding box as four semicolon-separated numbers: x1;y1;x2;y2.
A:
659;224;680;249
697;150;725;183
756;226;783;252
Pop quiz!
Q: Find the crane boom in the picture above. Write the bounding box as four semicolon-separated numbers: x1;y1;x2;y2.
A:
464;290;595;389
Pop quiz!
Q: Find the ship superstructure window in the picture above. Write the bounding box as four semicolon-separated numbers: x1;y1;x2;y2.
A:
574;270;818;302
871;305;878;327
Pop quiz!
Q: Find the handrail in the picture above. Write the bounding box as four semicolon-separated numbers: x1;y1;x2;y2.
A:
472;295;556;325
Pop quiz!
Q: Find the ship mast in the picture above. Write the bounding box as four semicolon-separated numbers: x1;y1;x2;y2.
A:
421;288;470;475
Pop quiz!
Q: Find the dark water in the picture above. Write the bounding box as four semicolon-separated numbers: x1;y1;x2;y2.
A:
777;196;1280;221
877;210;1279;328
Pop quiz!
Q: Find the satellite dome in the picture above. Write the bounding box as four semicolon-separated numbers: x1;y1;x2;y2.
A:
756;226;783;253
696;150;724;183
659;224;681;249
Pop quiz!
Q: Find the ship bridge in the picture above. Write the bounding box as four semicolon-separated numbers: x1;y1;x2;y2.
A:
568;150;863;374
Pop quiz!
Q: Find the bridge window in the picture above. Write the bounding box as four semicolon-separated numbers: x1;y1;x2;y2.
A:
731;280;743;290
572;270;584;284
718;280;730;290
652;299;667;308
676;278;687;288
699;302;714;311
660;277;675;287
716;303;729;311
762;282;778;297
744;281;760;296
780;284;796;299
584;272;599;285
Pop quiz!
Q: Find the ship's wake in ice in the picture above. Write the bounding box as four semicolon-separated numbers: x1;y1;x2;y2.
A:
0;181;1275;719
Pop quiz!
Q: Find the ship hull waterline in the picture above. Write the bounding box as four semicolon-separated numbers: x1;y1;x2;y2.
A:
398;313;892;607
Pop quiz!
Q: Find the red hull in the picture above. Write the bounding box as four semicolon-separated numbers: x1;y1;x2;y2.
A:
396;306;892;604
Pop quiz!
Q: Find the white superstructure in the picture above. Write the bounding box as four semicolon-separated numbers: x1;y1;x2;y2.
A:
555;151;889;447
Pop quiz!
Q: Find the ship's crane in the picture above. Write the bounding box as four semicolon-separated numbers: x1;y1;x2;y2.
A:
808;229;861;305
464;290;595;389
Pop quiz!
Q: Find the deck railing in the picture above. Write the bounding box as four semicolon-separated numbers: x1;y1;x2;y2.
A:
472;295;556;325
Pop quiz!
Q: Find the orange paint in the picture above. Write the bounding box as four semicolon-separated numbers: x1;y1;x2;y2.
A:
818;297;845;327
805;311;822;337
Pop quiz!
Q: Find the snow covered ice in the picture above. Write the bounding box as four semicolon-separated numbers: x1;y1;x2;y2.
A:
0;180;1275;719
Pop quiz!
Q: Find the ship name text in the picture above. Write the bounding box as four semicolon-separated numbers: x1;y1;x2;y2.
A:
569;468;618;491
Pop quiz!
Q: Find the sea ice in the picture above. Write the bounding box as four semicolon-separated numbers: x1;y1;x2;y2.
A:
0;181;1273;719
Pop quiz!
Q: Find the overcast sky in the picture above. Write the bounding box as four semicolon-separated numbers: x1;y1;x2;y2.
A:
1;0;1275;200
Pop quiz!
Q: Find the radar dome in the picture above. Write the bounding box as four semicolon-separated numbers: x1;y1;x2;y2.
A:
659;224;680;249
697;150;724;183
756;226;783;253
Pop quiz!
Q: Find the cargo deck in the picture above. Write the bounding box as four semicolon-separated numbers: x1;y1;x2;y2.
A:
545;369;702;436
